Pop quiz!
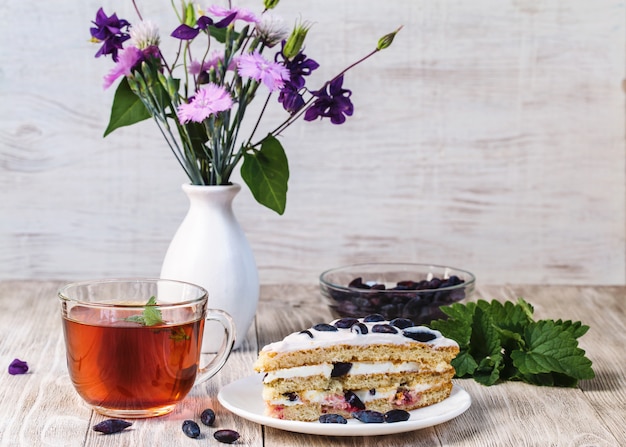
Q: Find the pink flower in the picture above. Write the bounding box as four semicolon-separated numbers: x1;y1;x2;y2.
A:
189;51;225;75
189;60;209;76
103;46;143;89
177;84;233;124
237;50;289;92
207;5;259;23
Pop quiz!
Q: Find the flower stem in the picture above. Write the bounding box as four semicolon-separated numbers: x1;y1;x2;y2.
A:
132;0;143;21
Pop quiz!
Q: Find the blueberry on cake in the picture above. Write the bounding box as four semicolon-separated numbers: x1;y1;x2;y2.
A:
253;315;459;422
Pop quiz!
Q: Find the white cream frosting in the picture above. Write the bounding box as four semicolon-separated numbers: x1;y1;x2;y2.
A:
268;382;441;407
260;318;458;354
263;361;422;382
264;363;334;381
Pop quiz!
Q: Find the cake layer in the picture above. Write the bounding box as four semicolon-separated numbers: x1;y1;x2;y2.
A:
254;322;459;372
262;362;455;395
265;382;454;422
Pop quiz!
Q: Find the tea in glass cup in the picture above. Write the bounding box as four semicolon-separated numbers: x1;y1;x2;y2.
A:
59;278;235;418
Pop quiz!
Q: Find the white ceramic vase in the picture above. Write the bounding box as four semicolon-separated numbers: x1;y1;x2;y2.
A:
160;183;259;351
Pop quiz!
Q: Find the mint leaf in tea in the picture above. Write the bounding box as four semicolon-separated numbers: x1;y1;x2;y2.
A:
170;326;191;341
125;296;164;326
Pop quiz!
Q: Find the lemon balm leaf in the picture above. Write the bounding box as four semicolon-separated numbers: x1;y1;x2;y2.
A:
473;355;504;386
124;296;164;326
142;296;164;326
450;351;479;378
511;320;595;383
486;299;533;333
433;298;594;387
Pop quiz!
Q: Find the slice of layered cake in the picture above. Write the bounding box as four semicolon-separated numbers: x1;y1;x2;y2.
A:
253;315;459;422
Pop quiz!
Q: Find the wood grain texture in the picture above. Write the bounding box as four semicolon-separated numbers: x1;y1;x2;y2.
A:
0;281;624;446
0;0;624;286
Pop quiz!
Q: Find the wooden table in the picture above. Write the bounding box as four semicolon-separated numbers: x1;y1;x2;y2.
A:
0;281;624;446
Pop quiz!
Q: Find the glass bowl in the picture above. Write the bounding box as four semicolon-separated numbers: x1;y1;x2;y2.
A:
319;263;475;325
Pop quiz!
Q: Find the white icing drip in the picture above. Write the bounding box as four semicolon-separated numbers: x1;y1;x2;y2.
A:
260;319;458;353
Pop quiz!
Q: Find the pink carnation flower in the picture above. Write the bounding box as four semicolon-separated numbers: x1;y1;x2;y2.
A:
177;84;233;124
189;51;228;75
207;5;259;23
189;60;209;76
237;50;289;92
103;46;143;89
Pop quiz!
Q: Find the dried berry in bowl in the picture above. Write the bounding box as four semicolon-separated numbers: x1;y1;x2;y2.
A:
319;263;475;325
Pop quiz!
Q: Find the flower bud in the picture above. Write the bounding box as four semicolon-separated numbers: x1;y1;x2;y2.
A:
130;20;160;49
264;0;280;10
197;70;211;85
282;20;312;60
183;1;196;27
256;13;288;48
377;25;403;50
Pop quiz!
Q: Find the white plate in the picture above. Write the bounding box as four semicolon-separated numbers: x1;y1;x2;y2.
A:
217;374;471;436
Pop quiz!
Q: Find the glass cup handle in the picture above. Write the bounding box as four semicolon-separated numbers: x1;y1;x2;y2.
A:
195;310;236;383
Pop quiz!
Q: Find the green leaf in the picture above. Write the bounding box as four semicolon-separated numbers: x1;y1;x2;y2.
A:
431;301;475;347
432;297;594;387
450;351;479;377
516;297;535;320
469;306;501;359
553;319;590;339
430;315;472;348
210;25;238;44
124;296;164;327
494;326;525;352
124;315;145;324
439;300;477;322
142;296;164;326
486;299;532;354
241;135;289;214
104;77;152;137
473;355;504;386
170;327;191;341
468;305;504;383
511;320;595;383
487;299;533;333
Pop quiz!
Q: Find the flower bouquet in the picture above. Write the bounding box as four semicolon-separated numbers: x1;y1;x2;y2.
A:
91;0;400;214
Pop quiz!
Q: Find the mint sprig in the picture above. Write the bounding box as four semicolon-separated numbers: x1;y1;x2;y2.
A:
431;298;595;387
125;296;164;326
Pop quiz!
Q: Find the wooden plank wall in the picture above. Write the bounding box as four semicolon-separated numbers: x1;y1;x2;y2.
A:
0;0;624;286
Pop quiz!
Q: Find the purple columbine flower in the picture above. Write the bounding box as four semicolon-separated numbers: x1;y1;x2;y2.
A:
304;75;354;124
90;7;131;62
278;81;305;114
8;358;28;375
171;13;236;40
277;45;319;89
276;45;319;114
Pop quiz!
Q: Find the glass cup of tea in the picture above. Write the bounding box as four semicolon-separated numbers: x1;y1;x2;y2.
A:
59;278;236;418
